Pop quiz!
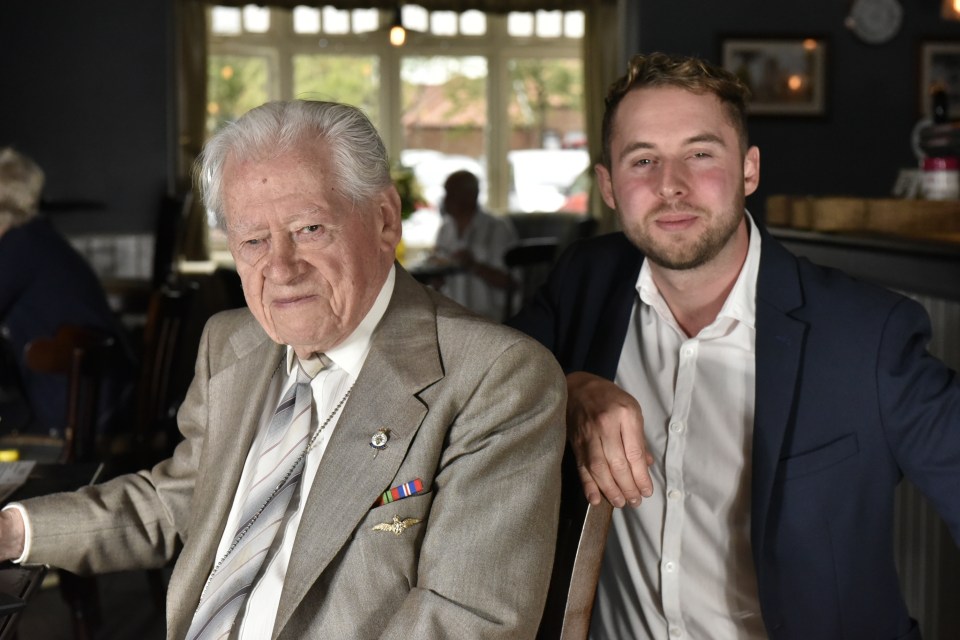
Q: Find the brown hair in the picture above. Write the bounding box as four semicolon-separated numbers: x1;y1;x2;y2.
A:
601;52;751;167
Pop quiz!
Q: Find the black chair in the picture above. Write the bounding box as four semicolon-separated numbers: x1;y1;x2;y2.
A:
152;190;193;289
131;282;199;468
503;237;559;321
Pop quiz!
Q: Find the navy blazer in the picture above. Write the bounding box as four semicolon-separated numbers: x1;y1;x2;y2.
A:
510;225;960;639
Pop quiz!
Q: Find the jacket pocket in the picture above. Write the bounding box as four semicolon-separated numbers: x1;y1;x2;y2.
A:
778;433;859;481
354;491;433;541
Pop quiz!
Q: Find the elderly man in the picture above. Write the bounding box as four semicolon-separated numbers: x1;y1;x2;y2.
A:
0;101;565;639
431;170;517;320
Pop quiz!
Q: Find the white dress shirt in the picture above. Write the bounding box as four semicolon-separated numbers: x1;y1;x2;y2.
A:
590;215;766;640
214;266;395;639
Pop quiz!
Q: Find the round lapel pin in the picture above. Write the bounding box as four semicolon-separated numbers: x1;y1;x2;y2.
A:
370;428;390;458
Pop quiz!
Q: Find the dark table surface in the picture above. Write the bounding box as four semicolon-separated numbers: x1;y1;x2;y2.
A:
0;461;103;638
5;461;104;503
0;563;46;640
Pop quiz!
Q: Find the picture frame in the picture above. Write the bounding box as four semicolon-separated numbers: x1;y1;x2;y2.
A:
919;40;960;120
721;37;827;116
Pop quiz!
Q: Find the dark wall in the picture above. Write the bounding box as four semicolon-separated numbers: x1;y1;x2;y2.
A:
632;1;960;218
0;0;173;235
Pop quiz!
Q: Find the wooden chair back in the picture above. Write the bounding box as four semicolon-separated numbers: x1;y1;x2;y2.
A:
23;325;115;463
537;452;613;640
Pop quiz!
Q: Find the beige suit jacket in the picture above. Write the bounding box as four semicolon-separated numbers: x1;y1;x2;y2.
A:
22;268;566;639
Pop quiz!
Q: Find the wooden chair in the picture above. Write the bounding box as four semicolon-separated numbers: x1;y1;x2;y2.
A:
15;325;117;640
10;325;116;464
537;453;614;640
503;237;559;321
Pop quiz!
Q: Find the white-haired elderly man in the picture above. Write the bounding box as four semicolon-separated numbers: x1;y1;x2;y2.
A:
0;102;566;639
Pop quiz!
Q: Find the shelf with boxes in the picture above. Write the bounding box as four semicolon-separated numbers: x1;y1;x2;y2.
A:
765;195;960;244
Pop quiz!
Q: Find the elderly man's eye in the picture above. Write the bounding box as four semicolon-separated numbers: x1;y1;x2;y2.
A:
302;224;322;234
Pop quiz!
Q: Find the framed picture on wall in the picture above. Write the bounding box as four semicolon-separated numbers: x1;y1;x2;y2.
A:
920;41;960;120
721;37;827;116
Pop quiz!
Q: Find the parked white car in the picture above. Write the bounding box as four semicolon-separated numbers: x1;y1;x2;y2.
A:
507;148;590;213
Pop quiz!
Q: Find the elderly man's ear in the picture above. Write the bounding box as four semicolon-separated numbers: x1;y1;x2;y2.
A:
378;186;403;252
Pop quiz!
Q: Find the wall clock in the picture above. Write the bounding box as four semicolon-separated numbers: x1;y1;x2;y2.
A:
846;0;903;45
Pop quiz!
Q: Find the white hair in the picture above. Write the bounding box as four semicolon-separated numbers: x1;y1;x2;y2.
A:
0;148;45;228
196;100;392;228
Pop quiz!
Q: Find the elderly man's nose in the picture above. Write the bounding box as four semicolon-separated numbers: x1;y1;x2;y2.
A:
264;238;299;281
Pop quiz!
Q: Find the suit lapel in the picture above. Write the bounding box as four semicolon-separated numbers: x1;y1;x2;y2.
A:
273;268;443;635
170;317;284;636
585;247;643;379
751;230;807;569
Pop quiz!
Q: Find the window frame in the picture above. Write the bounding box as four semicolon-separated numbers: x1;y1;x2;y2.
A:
207;6;584;213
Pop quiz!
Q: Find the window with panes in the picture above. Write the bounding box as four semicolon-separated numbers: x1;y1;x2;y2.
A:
207;4;587;257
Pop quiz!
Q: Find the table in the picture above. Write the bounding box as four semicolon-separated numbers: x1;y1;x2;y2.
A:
407;261;462;284
5;462;104;503
0;462;104;638
0;563;46;640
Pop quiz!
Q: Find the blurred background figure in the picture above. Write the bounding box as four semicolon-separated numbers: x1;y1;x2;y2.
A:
0;147;134;438
431;170;517;320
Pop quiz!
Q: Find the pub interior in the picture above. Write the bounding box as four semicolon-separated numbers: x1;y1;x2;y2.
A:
2;0;960;638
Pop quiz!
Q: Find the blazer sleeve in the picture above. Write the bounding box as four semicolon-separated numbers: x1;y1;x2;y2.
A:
876;296;960;545
380;335;567;639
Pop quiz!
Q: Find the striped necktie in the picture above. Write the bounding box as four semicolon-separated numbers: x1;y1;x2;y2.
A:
185;355;328;640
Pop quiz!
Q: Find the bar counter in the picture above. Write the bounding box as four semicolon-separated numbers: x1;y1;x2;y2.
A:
770;226;960;300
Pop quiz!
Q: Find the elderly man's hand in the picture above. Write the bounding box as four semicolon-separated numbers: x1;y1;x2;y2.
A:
566;372;654;508
0;509;25;561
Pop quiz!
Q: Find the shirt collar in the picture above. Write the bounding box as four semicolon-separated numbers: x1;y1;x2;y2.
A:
284;265;396;379
637;211;761;333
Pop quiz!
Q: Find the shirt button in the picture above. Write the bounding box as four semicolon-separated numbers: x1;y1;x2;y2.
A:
682;345;695;358
670;627;682;638
669;421;684;434
664;561;676;572
668;489;683;501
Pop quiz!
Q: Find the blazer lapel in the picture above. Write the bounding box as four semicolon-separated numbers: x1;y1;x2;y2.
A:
751;230;807;571
273;268;444;635
585;249;644;379
169;316;284;635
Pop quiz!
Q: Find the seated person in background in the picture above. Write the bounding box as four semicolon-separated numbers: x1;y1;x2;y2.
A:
0;147;134;438
430;170;517;320
510;52;960;639
0;101;565;639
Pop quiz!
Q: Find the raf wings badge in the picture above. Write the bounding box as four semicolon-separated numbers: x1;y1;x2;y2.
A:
373;515;422;536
